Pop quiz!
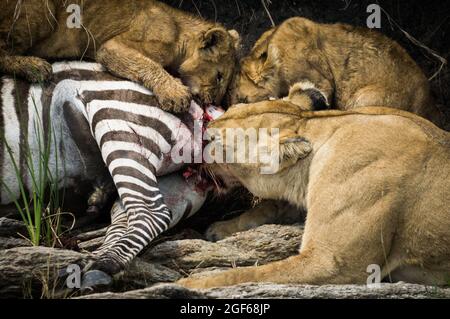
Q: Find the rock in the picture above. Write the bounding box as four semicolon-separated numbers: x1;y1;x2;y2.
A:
0;246;183;297
79;282;450;299
2;224;449;300
73;227;107;242
77;284;205;299
142;224;303;272
0;217;28;238
203;282;450;299
78;237;104;252
0;246;88;298
0;237;30;250
81;270;113;291
114;258;182;291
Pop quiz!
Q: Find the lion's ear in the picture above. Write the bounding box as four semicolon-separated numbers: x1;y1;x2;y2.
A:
279;135;312;167
228;29;241;50
203;28;229;51
259;44;281;79
241;43;280;86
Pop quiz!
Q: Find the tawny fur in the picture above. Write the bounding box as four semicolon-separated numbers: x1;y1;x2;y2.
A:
0;0;240;111
231;17;444;127
178;90;450;289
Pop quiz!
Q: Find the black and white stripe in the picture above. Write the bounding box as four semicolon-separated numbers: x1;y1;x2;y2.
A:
0;62;209;273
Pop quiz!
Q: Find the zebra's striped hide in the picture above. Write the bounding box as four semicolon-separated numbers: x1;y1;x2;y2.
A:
0;61;221;273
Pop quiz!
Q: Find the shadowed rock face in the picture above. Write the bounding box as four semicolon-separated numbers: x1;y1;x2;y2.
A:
0;224;303;298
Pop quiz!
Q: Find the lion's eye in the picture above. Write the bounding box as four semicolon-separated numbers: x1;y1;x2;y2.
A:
217;72;224;83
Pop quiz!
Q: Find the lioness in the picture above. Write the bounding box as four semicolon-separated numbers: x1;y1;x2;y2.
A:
232;17;444;127
0;0;240;111
178;87;450;288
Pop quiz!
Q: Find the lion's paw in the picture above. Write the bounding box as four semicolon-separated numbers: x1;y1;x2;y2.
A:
18;57;53;83
153;78;191;113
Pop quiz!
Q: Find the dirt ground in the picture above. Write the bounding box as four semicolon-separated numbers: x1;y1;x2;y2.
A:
161;0;449;233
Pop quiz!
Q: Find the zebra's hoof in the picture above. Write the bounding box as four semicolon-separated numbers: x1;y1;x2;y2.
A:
81;270;113;291
85;257;124;275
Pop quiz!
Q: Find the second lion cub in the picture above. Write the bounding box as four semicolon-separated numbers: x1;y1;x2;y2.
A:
232;17;443;127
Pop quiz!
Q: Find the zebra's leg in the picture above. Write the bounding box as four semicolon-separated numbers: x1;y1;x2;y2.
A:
93;200;128;255
87;181;173;274
58;201;125;289
66;202;126;291
88;173;208;274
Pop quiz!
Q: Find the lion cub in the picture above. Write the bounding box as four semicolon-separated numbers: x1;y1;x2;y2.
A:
0;0;240;111
232;17;443;127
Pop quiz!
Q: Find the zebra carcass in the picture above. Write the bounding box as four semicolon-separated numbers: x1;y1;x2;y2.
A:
0;61;222;275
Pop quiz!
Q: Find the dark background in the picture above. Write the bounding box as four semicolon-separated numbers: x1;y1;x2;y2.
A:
159;0;450;233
